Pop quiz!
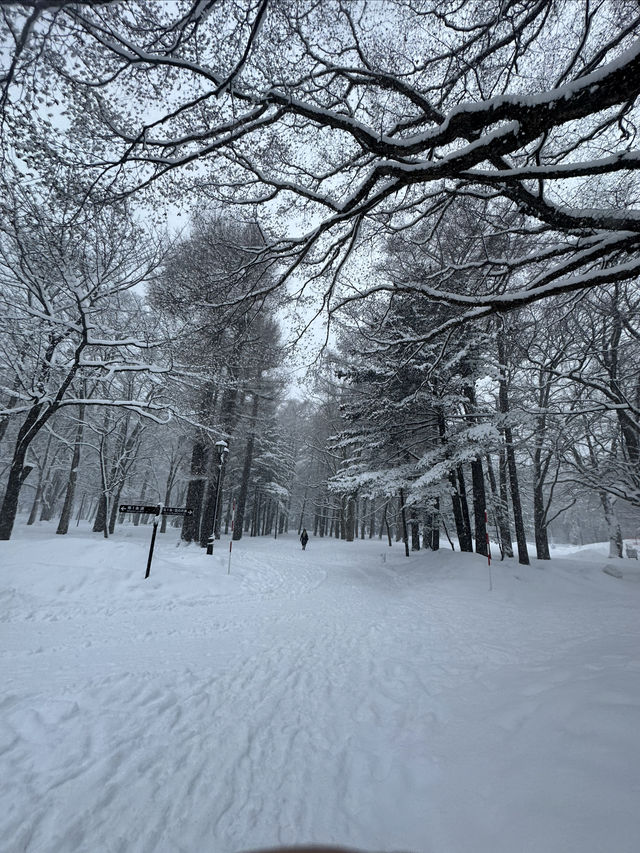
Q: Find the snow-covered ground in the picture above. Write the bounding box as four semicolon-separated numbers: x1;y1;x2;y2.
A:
2;523;640;853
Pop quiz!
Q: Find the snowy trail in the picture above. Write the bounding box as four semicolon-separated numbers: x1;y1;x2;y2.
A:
2;527;640;853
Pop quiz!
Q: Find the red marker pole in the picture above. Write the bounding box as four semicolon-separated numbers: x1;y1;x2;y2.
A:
228;499;236;575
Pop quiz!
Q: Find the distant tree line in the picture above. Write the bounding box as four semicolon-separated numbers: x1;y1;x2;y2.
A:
1;1;639;553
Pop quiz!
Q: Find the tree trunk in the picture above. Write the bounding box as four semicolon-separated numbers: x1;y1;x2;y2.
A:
533;480;551;559
27;479;44;526
250;492;260;537
0;456;34;539
345;494;356;541
441;512;455;550
463;383;488;556
601;493;623;558
299;491;308;535
471;458;488;556
93;495;105;534
399;488;410;557
234;393;260;541
0;406;44;538
410;509;420;550
108;484;124;534
93;493;108;537
423;500;440;550
0;369;26;448
224;493;232;534
383;502;392;546
448;471;464;550
0;388;72;539
319;500;327;537
28;434;58;524
498;327;530;565
455;466;473;551
258;495;271;536
505;426;529;564
485;452;513;559
0;406;15;447
74;492;86;526
93;412;139;537
56;404;85;534
499;450;514;557
160;465;177;534
40;472;64;522
132;475;148;525
181;440;208;543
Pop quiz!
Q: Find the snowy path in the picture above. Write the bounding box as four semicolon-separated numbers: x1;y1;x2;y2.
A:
2;527;640;853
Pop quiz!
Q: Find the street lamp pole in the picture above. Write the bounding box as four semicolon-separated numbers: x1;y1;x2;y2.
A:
206;439;228;555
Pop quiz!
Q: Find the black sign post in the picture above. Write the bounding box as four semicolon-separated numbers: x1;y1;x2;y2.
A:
145;506;161;579
119;504;194;578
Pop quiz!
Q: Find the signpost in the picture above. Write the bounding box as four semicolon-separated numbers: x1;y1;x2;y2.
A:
119;504;194;516
119;504;194;578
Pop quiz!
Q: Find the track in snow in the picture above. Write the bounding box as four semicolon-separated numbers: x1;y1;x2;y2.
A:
2;528;640;853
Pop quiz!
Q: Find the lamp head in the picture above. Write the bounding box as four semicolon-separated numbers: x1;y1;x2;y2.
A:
214;439;229;461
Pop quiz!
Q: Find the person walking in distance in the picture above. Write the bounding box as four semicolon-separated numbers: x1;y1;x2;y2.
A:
300;528;309;550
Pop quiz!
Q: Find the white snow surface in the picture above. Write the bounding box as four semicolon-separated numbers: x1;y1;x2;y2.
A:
2;524;640;853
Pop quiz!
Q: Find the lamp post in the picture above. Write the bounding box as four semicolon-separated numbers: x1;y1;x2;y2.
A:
206;439;228;555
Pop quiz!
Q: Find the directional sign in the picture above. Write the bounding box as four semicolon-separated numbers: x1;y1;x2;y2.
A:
119;504;194;516
120;504;162;515
118;503;194;579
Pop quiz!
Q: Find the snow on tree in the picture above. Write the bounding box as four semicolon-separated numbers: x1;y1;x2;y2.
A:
2;1;640;548
148;213;286;545
0;180;167;539
3;0;639;325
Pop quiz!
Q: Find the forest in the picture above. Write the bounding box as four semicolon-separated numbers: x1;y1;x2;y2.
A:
1;0;639;559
